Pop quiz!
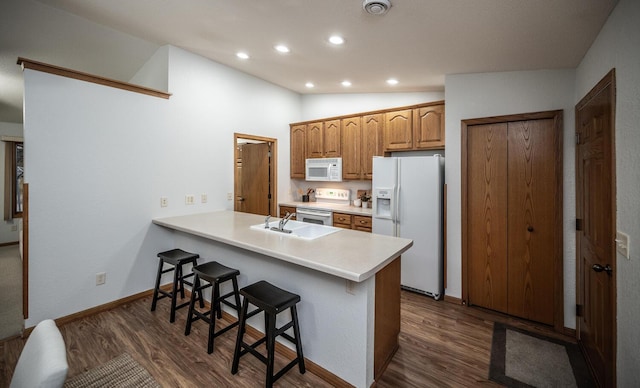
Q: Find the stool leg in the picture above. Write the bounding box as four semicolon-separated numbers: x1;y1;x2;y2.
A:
265;312;277;388
231;298;249;375
151;258;165;312
197;275;205;308
184;274;200;336
232;277;242;318
291;305;306;374
177;264;186;299
170;262;180;323
208;280;219;354
214;282;223;319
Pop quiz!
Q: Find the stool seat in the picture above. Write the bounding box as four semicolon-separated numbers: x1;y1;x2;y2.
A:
151;249;203;323
232;280;305;387
158;249;199;265
185;261;242;354
240;280;300;314
193;261;240;283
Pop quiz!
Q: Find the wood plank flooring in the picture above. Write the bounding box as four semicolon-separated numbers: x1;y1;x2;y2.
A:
0;290;575;387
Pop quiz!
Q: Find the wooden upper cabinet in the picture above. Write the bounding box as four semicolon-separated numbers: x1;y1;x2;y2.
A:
323;119;341;157
306;121;324;158
306;120;341;158
290;124;306;178
362;113;384;180
414;104;445;149
383;103;445;151
341;117;362;180
384;109;413;151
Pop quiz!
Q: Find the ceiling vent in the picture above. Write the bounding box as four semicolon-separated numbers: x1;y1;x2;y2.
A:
363;0;391;15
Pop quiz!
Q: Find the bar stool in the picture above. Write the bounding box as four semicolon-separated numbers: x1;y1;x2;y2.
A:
184;261;242;354
151;248;203;323
231;280;305;387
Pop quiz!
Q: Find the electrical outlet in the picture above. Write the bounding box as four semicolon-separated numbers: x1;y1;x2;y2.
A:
185;195;195;205
227;192;233;201
160;197;168;208
96;272;106;285
11;225;18;231
201;193;208;203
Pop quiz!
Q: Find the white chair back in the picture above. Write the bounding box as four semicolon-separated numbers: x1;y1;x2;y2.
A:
9;319;68;388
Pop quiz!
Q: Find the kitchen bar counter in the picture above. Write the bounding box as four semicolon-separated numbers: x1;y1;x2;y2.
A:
152;210;411;387
153;210;409;282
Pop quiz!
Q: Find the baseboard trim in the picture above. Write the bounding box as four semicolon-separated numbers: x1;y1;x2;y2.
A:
444;295;463;305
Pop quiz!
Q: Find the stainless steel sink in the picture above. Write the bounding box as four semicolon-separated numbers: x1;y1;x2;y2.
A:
250;220;340;240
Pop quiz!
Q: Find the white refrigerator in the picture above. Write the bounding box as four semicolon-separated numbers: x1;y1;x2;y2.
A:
372;155;444;300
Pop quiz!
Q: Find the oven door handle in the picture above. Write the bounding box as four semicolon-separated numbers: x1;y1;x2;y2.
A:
295;208;332;217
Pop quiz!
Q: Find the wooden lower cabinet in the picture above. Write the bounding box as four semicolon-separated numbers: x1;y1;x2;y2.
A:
279;205;296;219
333;212;371;232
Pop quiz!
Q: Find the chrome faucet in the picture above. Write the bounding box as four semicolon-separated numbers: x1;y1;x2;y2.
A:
264;215;271;229
279;212;296;230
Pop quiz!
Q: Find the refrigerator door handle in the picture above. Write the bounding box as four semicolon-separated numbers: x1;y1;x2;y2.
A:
394;159;401;236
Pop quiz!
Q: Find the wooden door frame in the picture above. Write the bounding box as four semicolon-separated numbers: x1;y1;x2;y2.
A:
461;110;564;332
575;69;616;386
233;133;277;217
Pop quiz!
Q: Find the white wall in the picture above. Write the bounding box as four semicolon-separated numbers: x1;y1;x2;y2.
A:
301;91;444;122
22;46;301;326
0;122;23;244
574;0;640;384
444;69;577;327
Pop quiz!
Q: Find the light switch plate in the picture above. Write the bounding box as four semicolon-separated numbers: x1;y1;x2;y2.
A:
616;231;630;259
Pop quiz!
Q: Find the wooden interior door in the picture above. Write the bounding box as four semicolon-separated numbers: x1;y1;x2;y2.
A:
576;70;616;388
464;111;562;327
235;142;270;216
506;118;560;325
466;123;509;313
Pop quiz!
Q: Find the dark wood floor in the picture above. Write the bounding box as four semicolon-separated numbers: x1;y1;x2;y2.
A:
0;290;574;387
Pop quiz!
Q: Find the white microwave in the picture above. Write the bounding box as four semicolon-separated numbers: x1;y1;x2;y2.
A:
305;158;342;182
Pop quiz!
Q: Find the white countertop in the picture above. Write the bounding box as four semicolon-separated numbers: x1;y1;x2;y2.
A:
280;201;373;216
152;210;412;282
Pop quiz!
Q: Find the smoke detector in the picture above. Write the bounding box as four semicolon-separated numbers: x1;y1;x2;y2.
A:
363;0;391;15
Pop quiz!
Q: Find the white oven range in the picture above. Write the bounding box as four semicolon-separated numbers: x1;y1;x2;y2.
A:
296;188;350;226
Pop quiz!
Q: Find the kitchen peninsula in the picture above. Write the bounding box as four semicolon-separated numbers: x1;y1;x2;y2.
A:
152;210;412;387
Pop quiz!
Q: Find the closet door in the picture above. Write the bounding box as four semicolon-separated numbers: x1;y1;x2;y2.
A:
464;112;562;327
507;119;558;325
467;123;509;313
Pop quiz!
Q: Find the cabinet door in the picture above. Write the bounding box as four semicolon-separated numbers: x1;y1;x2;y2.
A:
333;212;352;229
290;124;306;178
341;117;362;180
414;104;445;149
323;119;341;157
354;215;372;232
362;113;384;180
384;109;413;151
279;205;297;219
306;122;324;158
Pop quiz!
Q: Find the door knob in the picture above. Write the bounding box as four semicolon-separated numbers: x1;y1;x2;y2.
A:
592;264;613;275
237;197;245;202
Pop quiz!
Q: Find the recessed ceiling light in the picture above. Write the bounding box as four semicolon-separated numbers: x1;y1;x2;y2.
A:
305;82;315;88
236;52;249;59
274;45;290;53
386;78;399;85
329;35;345;45
341;80;352;87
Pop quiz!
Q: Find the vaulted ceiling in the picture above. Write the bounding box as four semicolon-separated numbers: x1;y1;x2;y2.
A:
0;0;618;123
